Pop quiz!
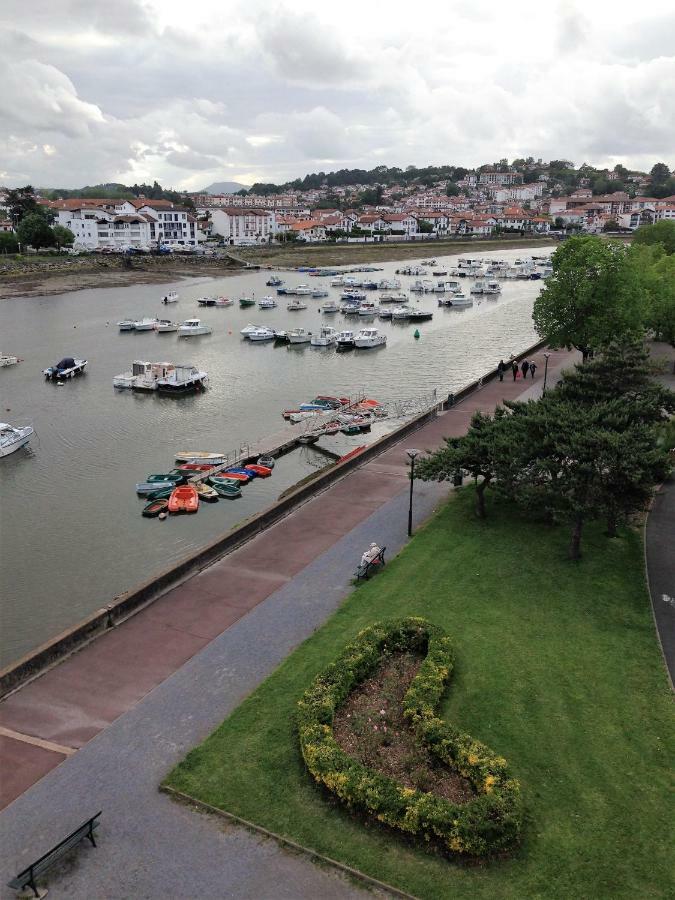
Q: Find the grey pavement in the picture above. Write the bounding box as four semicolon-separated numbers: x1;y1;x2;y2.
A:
646;474;675;688
0;478;449;899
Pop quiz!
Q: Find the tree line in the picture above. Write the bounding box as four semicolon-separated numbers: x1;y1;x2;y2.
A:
1;186;74;252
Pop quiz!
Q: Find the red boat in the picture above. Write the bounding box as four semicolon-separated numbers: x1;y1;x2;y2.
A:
167;485;199;514
177;463;214;473
244;464;272;478
219;470;250;482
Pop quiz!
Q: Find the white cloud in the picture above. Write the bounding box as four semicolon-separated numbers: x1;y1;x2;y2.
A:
0;0;673;188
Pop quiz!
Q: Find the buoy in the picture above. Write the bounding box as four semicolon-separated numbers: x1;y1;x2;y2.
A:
159;512;168;520
414;329;420;339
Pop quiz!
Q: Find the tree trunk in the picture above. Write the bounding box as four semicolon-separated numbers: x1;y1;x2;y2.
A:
476;479;489;518
606;514;617;538
569;513;584;560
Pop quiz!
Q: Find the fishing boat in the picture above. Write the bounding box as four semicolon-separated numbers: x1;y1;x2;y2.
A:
266;275;283;286
294;284;312;295
209;479;242;498
362;279;378;290
341;289;366;301
432;270;447;277
0;352;19;367
113;360;151;389
377;278;401;290
437;297;455;307
175;451;226;464
378;307;392;318
244;464;272;478
311;288;329;298
287;327;312;345
273;330;289;343
0;422;34;457
156;320;179;333
257;455;275;469
195;482;219;502
168;485;199;514
197;296;217;306
358;302;377;316
408;309;434;322
470;281;485;295
44;357;87;380
258;296;277;309
379;293;408;304
162;291;179;304
310;326;338;347
117;320;136;331
178;319;211;336
240;323;265;336
142;498;169;517
287;299;307;311
391;307;412;320
214;297;234;307
336;330;355;350
156;364;208;394
239;295;256;307
354;328;387;349
321;301;340;313
330;276;344;286
450;294;473;307
484;281;502;294
134;317;159;331
247;327;276;342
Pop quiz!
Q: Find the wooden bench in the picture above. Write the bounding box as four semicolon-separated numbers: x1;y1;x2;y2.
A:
355;547;386;580
7;812;101;898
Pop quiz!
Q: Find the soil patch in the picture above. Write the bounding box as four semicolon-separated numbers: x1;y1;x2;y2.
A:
333;650;475;803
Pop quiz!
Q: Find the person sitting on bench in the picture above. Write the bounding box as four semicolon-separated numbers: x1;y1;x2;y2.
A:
361;543;382;567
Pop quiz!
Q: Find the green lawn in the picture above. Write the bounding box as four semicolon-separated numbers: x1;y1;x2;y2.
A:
166;490;673;899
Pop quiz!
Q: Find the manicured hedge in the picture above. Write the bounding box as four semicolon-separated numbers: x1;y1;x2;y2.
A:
297;617;523;856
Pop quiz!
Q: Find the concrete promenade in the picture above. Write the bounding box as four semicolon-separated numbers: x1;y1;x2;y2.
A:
1;347;576;897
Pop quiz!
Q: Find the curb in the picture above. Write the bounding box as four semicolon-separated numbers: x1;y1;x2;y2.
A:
643;482;674;692
160;785;418;900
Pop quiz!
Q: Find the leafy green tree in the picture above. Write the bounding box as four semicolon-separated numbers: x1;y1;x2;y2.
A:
16;213;55;249
650;163;671;185
532;236;645;358
644;253;675;343
632;220;675;255
603;219;619;231
0;232;19;253
445;182;459;197
52;225;75;249
6;186;42;225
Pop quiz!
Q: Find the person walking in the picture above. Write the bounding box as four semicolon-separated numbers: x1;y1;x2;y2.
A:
529;360;537;378
521;359;530;379
512;360;519;381
497;359;505;382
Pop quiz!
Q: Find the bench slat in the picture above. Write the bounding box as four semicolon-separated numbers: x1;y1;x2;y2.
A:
8;814;101;894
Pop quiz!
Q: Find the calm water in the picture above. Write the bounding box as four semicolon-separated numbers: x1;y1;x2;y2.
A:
0;247;542;666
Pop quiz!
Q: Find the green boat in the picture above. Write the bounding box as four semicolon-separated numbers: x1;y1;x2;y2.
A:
239;296;255;307
147;485;174;500
210;479;242;498
142;498;169;518
146;473;185;484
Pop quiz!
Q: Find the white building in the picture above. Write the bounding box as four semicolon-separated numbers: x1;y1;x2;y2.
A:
209;207;275;244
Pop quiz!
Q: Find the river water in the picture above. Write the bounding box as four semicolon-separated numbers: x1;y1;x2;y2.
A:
0;247;543;666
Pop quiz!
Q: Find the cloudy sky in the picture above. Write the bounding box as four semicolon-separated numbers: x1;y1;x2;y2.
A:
1;0;673;189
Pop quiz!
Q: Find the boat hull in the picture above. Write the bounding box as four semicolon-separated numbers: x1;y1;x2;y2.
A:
167;486;199;513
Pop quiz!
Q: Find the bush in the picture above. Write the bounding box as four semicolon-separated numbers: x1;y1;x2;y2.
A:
297;617;523;856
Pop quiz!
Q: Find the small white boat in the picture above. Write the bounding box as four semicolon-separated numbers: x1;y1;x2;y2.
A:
311;288;329;298
133;361;176;392
294;284;312;295
258;296;277;309
484;281;502;295
377;278;401;290
358;302;378;316
310;326;338;347
0;422;34;457
0;353;18;367
247;327;276;342
450;294;473;307
321;301;340;313
287;299;307;311
197;296;218;306
214;297;234;307
354;327;386;349
156;364;208;394
162;291;179;304
336;330;355;350
378;307;393;318
118;320;136;331
392;307;412;320
470;281;485;295
379;293;408;304
134;317;160;331
287;328;312;345
156;320;179;333
240;323;265;336
113;359;152;389
330;276;344;286
175;451;226;464
44;357;88;380
341;289;366;301
178;318;211;337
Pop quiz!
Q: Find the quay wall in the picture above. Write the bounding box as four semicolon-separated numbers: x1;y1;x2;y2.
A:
0;338;546;698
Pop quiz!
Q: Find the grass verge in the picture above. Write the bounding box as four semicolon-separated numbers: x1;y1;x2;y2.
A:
165;489;673;899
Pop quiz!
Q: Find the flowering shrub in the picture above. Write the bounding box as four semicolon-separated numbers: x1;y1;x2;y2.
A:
297;617;523;856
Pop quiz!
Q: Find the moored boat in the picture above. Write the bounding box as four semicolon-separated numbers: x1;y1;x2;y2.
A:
244;464;272;478
310;326;337;347
247;327;276;342
287;328;311;345
266;275;283;286
354;327;387;349
287;299;307;311
175;451;226;464
336;330;355;350
117;320;136;331
321;301;340;313
162;291;179;304
44;357;87;380
209;478;242;498
142;498;169;517
178;319;211;337
145;472;185;484
134;317;159;331
223;468;252;482
258;296;277;309
156;364;208;394
0;422;34;457
195;482;220;502
168;485;199;513
239;295;256;307
257;455;275;469
136;480;178;495
156;320;179;333
408;309;434;322
0;352;19;367
240;323;265;337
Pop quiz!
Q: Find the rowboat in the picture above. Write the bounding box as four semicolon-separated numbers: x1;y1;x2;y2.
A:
145;473;185;484
175;451;226;464
147;485;175;500
209;480;242;498
177;463;214;473
208;475;242;487
142;498;169;517
222;469;251;482
244;464;272;478
195;482;219;502
136;481;177;495
168;485;199;514
257;455;275;469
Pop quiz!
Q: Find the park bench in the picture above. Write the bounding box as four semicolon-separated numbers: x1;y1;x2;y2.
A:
7;812;101;898
355;546;386;580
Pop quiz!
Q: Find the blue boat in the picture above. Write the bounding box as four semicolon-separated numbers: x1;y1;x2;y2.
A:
136;480;177;495
225;467;255;480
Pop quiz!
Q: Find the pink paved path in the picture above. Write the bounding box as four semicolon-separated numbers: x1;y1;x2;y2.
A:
1;347;577;808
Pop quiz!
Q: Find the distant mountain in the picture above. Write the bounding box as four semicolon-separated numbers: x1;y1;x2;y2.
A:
202;181;248;195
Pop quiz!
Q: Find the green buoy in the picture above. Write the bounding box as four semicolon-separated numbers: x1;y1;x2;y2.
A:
414;329;420;339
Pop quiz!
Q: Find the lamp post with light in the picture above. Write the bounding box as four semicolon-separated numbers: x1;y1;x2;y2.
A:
406;449;420;536
543;352;551;396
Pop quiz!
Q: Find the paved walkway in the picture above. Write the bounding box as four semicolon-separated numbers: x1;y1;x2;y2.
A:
0;347;576;898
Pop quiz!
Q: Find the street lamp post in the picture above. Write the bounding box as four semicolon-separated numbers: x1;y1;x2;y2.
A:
543;352;551;396
406;449;420;537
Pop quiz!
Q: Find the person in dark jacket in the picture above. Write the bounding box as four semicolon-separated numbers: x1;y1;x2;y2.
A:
529;360;537;378
497;359;506;382
512;360;519;381
521;359;530;379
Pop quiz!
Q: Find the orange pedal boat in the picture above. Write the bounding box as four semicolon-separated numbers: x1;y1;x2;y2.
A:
168;485;199;514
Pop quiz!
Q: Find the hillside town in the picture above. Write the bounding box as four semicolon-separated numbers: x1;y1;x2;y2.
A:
1;158;674;252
